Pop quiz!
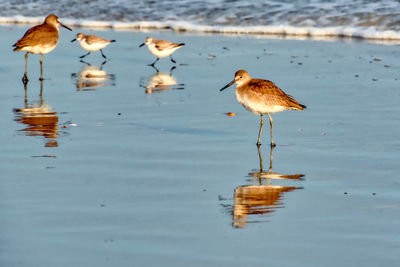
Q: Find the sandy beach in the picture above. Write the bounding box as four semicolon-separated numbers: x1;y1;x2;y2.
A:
1;24;400;266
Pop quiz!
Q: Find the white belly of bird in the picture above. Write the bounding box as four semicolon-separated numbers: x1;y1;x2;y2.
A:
21;44;56;54
148;45;179;58
80;40;108;51
236;91;286;115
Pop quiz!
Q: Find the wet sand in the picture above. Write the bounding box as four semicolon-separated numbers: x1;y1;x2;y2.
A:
1;25;400;266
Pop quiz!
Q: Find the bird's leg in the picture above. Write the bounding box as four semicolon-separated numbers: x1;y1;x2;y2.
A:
150;64;159;73
100;49;107;59
23;81;28;106
39;54;44;81
100;60;107;70
267;113;276;147
256;142;263;172
149;57;160;67
268;143;275;172
79;59;91;66
79;52;91;59
39;78;44;98
170;55;176;64
169;66;176;75
22;52;29;84
257;115;264;146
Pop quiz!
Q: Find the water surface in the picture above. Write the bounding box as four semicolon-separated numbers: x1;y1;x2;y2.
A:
1;25;400;266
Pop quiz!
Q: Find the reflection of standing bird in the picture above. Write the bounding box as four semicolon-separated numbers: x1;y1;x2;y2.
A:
231;145;304;228
14;81;59;147
220;70;306;146
233;185;300;228
13;14;72;82
139;37;185;66
14;104;59;147
71;33;116;59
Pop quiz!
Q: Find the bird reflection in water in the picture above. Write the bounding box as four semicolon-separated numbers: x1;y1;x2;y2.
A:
14;80;59;147
230;146;304;228
71;60;115;91
142;66;184;94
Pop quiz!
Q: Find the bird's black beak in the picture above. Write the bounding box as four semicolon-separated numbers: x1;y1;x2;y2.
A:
71;38;76;42
220;80;235;91
139;43;145;47
61;24;72;31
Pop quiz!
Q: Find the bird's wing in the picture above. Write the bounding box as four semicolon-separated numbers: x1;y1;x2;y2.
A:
154;40;182;50
248;79;304;110
13;24;58;48
85;35;109;45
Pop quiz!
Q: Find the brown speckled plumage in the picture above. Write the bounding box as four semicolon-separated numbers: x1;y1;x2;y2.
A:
220;69;306;146
13;14;71;82
84;35;113;45
239;78;306;112
153;39;185;50
13;23;59;52
12;14;69;53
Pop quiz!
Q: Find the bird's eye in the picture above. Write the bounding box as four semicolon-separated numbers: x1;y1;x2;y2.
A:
239;76;242;78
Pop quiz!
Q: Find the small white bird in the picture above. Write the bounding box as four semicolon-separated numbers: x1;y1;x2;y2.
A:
71;33;115;59
139;37;185;66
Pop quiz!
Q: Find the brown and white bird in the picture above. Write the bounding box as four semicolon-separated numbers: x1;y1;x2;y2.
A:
71;33;115;59
139;37;185;66
220;70;306;146
13;14;72;82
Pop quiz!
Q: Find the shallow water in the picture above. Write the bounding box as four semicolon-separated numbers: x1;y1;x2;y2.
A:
1;26;400;266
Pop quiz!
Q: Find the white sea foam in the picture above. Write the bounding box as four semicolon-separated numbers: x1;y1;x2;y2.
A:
3;15;400;41
2;0;400;41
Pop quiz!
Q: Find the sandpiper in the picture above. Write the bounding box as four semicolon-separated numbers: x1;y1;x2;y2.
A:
12;14;72;82
71;33;115;59
139;37;184;66
220;70;306;146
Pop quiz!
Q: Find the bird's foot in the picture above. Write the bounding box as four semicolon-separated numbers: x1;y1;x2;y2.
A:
22;74;29;84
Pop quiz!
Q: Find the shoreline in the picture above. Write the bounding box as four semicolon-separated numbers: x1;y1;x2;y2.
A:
2;16;400;43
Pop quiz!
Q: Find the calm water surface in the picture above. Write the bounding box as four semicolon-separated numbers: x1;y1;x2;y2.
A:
0;26;399;266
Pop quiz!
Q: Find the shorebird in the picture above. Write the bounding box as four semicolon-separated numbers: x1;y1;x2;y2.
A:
139;37;185;66
12;14;72;82
71;33;115;59
220;70;306;146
